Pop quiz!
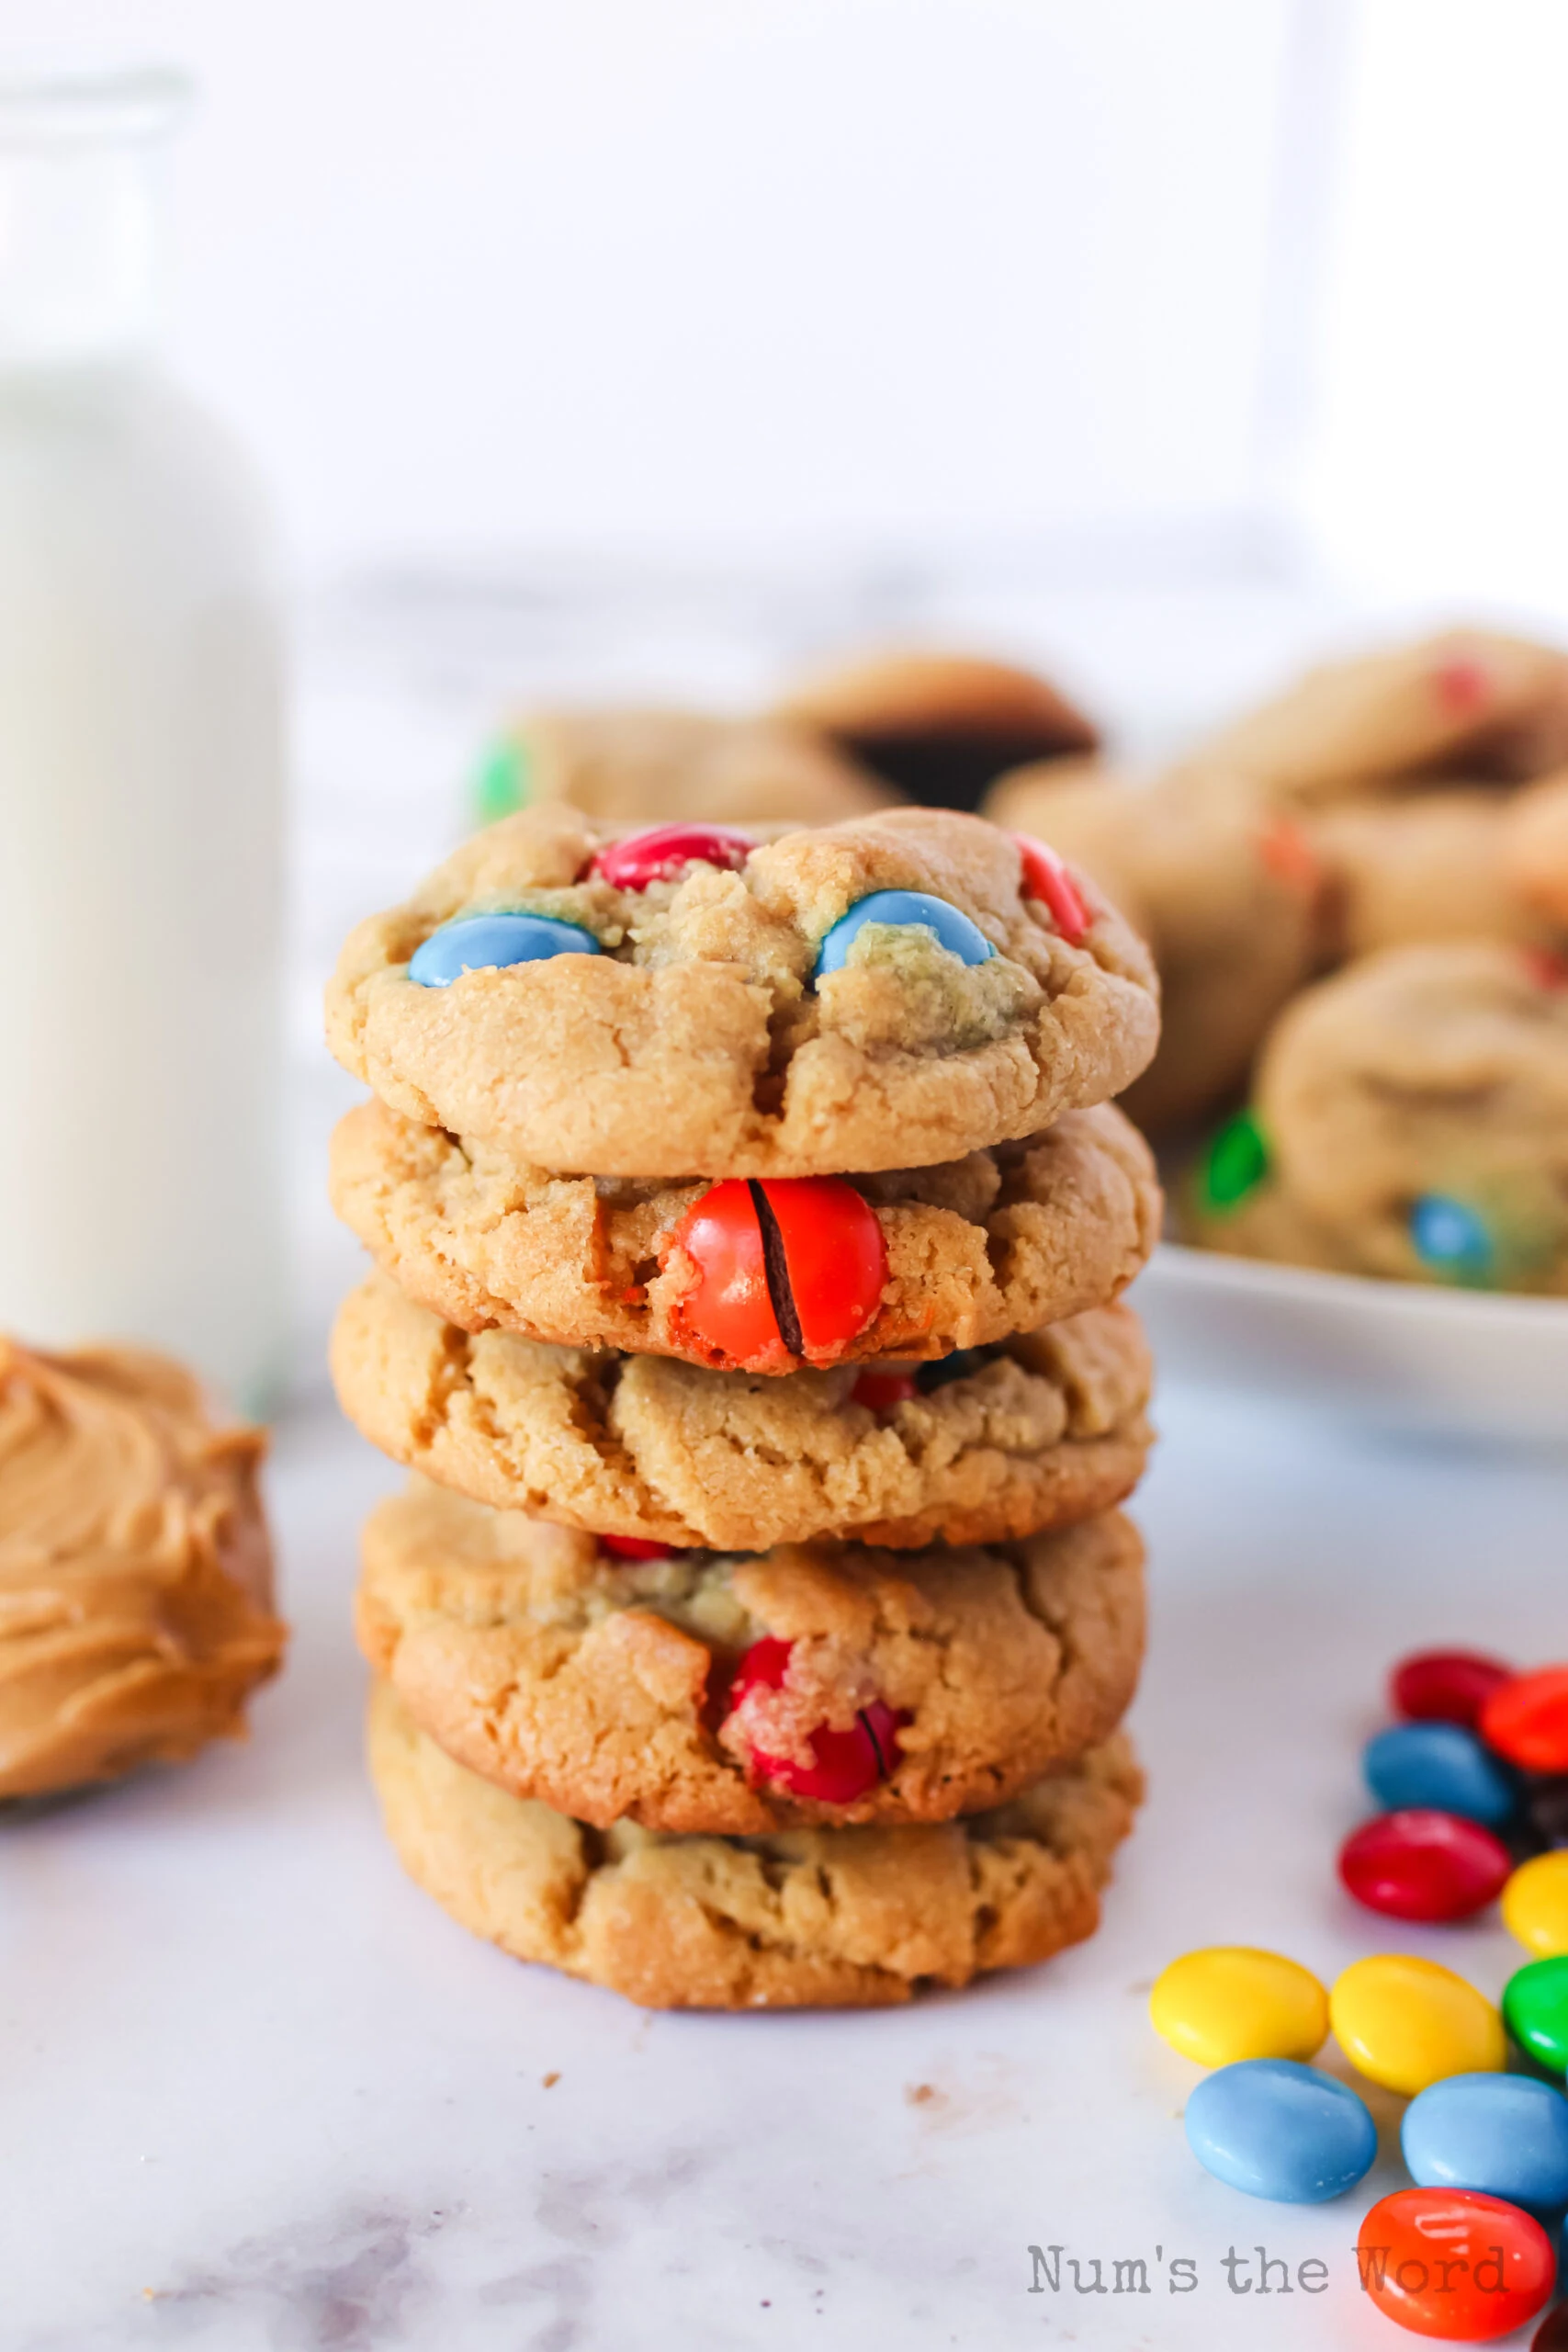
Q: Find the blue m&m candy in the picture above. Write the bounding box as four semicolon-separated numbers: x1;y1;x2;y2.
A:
1184;2060;1377;2203
1410;1194;1493;1283
407;911;600;988
1402;2073;1568;2210
1362;1722;1517;1828
814;889;996;980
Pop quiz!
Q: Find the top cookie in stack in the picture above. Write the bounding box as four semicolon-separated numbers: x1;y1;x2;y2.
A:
325;804;1158;1180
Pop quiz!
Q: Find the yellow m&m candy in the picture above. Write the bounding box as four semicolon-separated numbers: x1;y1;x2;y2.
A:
1502;1851;1568;1957
1330;1954;1505;2095
1149;1947;1329;2067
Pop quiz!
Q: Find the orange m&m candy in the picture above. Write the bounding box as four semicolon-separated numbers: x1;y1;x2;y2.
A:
1482;1666;1568;1774
1356;2189;1554;2340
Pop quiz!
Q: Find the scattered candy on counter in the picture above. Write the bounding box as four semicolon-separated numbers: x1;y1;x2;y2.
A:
1525;1780;1568;1852
813;888;996;979
1147;1645;1568;2335
588;822;754;891
1363;1723;1517;1827
1195;1109;1269;1216
663;1175;887;1370
1330;1955;1506;2097
1148;1947;1328;2067
1503;1852;1568;1957
1012;833;1089;944
1338;1810;1513;1924
1537;2296;1568;2350
1402;2073;1568;2209
1503;1957;1568;2075
1357;2189;1555;2341
1341;1648;1568;1929
1182;2059;1376;2204
1409;1194;1495;1284
1482;1668;1568;1776
1392;1649;1516;1729
407;910;601;987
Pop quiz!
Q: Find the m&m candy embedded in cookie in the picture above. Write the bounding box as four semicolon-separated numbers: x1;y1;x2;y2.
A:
407;910;601;987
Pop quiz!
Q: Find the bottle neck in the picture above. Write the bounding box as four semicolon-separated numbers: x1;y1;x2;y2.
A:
0;66;189;370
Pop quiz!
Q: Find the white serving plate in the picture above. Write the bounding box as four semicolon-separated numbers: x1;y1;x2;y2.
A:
1133;1241;1568;1445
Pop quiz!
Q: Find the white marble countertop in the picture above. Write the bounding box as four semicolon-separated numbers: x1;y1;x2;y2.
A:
11;1375;1565;2352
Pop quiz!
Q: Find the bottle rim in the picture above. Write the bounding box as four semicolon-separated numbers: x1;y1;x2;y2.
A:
0;62;193;151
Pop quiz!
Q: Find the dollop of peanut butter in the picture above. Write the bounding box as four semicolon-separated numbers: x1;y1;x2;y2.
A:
0;1338;285;1798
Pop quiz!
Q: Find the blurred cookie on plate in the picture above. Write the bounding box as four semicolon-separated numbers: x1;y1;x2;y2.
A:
1181;628;1568;808
776;647;1100;810
984;763;1322;1135
472;707;891;830
1310;790;1561;959
1184;942;1568;1293
1502;767;1568;928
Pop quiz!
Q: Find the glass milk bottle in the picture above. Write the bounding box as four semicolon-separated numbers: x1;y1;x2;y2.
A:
0;67;286;1410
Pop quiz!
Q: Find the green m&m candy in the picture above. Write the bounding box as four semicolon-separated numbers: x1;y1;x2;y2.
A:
1502;1954;1568;2073
471;735;532;826
1200;1111;1270;1215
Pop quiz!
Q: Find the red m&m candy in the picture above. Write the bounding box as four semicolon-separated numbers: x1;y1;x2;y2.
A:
590;823;754;891
1434;656;1492;717
1013;834;1089;945
1357;2189;1553;2341
1482;1668;1568;1774
850;1367;918;1417
1393;1650;1517;1729
598;1534;672;1562
761;1177;887;1357
1257;816;1321;895
1524;948;1568;992
1339;1810;1511;1923
725;1635;903;1805
664;1176;887;1371
665;1178;783;1368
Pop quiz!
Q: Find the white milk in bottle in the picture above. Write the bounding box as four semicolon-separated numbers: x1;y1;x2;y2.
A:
0;67;286;1408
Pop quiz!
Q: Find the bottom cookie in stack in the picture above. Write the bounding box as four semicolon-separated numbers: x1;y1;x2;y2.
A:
369;1681;1142;2010
358;1483;1146;2007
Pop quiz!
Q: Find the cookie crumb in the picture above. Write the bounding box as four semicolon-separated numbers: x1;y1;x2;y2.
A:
542;2071;560;2088
906;2082;938;2105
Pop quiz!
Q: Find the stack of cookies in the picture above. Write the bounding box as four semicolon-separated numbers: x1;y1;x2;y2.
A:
324;803;1164;2009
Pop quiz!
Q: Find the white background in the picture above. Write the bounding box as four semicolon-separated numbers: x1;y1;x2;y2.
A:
0;0;1517;603
10;0;1568;617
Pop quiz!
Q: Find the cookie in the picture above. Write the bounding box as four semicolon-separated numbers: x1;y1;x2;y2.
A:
331;1275;1154;1551
472;707;892;830
1187;944;1568;1291
329;1096;1160;1371
357;1479;1145;1832
325;804;1158;1179
368;1680;1142;2009
1502;768;1568;926
1184;628;1568;808
0;1337;285;1799
983;765;1321;1134
1311;792;1556;959
775;649;1100;811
